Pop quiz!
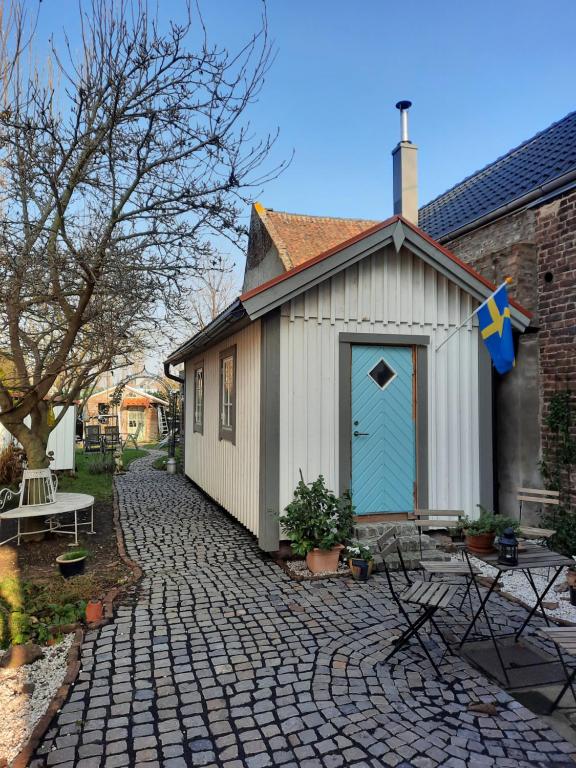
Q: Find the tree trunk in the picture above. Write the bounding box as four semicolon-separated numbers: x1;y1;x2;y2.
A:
1;404;52;539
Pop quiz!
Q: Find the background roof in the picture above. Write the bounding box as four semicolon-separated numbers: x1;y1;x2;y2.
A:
419;110;576;240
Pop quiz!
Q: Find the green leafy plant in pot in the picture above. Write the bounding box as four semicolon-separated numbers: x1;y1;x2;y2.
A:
56;548;88;579
282;473;354;574
460;507;520;555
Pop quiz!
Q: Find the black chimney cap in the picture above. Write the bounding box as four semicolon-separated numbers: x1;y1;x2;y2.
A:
395;100;412;111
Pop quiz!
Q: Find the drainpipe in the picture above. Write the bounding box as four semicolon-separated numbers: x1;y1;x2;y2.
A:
163;362;184;464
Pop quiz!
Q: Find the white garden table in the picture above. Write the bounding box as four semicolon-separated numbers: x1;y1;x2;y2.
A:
0;492;95;546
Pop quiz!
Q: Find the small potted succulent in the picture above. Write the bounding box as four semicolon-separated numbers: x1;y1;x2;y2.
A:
56;548;88;578
281;473;354;574
344;542;374;581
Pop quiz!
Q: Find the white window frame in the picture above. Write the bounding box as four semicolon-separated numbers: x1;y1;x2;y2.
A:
219;346;236;444
193;364;204;434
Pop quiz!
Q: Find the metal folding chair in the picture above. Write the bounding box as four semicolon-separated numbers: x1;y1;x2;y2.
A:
538;627;576;712
408;509;464;558
381;555;458;676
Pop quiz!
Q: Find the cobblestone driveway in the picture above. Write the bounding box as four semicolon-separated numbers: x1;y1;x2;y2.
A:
34;453;576;768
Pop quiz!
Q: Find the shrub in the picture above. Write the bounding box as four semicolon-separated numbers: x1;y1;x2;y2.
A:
281;473;355;556
86;454;115;475
542;508;576;557
0;443;25;486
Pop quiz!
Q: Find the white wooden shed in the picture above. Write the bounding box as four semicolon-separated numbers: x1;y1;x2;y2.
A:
166;208;531;551
0;404;77;471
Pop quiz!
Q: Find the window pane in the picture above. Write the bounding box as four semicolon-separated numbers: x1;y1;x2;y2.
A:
369;358;396;389
221;356;234;429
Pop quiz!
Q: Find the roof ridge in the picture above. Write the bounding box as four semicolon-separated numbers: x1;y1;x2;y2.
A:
265;208;378;223
421;109;576;213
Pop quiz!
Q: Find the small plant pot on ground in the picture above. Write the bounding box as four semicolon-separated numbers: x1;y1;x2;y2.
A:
465;532;495;555
306;545;344;574
349;558;373;581
56;549;88;578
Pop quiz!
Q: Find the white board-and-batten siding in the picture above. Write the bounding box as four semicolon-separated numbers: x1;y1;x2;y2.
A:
278;244;482;519
184;321;261;535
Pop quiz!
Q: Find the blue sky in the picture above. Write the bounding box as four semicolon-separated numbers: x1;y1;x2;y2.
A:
36;0;576;238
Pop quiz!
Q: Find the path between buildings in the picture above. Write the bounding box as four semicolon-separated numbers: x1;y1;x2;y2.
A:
32;452;576;768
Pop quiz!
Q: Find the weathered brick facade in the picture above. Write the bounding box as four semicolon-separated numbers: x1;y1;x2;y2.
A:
535;193;576;508
444;190;576;512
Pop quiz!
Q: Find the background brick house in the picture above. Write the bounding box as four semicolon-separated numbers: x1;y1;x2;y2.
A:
86;385;168;444
419;111;576;516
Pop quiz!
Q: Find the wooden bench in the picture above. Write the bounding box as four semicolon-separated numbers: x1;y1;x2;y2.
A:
0;469;95;546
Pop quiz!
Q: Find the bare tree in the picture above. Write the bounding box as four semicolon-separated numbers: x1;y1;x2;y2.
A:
0;0;284;467
184;253;240;333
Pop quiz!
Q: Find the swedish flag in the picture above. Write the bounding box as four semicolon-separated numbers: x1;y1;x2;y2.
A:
477;285;515;374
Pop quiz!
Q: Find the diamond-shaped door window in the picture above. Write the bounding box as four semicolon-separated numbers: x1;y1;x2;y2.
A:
368;358;396;390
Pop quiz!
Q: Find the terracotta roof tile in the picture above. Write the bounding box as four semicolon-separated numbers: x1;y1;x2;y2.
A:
255;204;378;269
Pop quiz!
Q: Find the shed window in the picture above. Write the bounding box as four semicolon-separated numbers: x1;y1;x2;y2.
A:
219;347;236;443
193;366;204;434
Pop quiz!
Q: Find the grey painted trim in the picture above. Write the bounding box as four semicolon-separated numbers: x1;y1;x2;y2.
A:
416;347;429;508
338;342;352;496
338;333;428;510
339;333;430;347
242;220;531;332
218;346;237;445
192;361;204;435
259;310;281;551
478;340;494;512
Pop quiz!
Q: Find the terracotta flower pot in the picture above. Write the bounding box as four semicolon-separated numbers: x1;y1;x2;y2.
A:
465;532;495;555
348;559;374;581
85;599;103;623
306;544;344;574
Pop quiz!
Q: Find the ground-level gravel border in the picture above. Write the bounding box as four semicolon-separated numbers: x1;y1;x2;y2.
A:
7;478;144;767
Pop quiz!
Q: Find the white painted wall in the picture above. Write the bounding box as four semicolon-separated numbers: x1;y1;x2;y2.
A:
278;244;482;519
0;404;77;471
184;321;261;535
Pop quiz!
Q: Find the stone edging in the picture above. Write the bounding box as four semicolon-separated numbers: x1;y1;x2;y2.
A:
10;628;83;768
9;474;144;767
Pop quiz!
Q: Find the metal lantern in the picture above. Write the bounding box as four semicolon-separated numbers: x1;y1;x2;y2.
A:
497;526;518;566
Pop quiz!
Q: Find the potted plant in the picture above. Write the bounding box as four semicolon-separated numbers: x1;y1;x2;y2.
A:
344;542;374;580
460;508;520;555
56;548;88;578
282;473;354;574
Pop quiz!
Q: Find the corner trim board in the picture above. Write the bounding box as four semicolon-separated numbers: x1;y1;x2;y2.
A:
258;310;281;551
478;339;494;511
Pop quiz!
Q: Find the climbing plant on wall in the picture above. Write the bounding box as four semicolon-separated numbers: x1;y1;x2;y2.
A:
541;388;576;554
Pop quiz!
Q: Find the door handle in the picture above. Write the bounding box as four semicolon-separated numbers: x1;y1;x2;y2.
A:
353;431;370;436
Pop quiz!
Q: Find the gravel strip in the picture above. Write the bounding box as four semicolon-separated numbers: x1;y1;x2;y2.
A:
0;634;74;764
468;554;576;623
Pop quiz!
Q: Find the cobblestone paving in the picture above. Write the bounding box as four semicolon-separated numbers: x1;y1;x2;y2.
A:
33;453;576;767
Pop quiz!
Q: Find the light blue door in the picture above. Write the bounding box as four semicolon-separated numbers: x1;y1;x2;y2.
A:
351;345;415;515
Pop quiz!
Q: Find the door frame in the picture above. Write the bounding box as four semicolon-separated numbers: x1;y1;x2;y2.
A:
338;332;430;510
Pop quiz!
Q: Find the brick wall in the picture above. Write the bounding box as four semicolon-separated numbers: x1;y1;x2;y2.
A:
535;193;576;509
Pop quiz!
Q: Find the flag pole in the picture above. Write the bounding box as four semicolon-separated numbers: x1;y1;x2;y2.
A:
434;277;512;352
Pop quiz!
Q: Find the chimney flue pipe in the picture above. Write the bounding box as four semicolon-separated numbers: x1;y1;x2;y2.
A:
396;100;412;142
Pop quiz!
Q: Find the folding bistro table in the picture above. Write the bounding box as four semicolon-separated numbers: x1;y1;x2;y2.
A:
459;543;574;685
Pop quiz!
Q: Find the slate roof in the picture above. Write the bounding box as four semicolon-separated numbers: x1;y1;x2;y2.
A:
254;204;377;269
419;110;576;240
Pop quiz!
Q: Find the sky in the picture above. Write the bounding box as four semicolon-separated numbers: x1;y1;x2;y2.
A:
31;0;576;354
35;0;576;227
